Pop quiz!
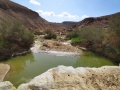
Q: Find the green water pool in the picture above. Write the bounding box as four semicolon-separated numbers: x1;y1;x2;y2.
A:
1;51;117;87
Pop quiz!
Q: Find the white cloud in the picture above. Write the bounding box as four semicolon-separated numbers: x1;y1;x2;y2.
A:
30;0;41;5
36;10;79;19
57;12;79;19
81;15;89;19
36;10;55;16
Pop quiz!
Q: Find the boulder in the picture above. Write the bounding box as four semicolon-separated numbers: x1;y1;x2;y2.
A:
18;66;120;90
0;64;10;82
0;81;16;90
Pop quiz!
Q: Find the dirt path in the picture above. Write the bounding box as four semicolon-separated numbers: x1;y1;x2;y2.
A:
0;64;10;82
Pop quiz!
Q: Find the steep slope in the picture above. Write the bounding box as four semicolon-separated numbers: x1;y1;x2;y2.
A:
69;12;120;62
0;0;58;31
72;12;120;29
0;0;63;61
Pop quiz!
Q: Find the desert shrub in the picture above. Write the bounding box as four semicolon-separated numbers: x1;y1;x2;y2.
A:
33;31;44;35
0;20;34;48
44;30;56;39
71;37;86;44
66;29;79;39
109;16;120;47
110;16;120;37
78;27;103;43
0;20;34;60
66;27;103;43
108;16;120;61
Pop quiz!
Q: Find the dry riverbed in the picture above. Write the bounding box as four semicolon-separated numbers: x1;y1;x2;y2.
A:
31;39;82;56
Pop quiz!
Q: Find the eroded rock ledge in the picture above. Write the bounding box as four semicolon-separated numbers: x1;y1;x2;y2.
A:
0;64;10;82
0;81;16;90
0;66;119;90
17;66;120;90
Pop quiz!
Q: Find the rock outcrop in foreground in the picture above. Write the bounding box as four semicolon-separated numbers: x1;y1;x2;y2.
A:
0;64;15;90
0;81;16;90
0;64;10;82
18;66;120;90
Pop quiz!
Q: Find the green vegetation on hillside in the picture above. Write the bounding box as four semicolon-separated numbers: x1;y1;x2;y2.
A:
0;20;34;60
66;29;79;39
66;16;120;62
71;37;86;44
108;16;120;60
66;27;103;45
44;30;57;39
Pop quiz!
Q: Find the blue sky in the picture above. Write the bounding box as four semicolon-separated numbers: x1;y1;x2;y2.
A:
11;0;120;22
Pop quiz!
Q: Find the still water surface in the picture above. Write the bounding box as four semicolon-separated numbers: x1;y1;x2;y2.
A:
2;51;116;87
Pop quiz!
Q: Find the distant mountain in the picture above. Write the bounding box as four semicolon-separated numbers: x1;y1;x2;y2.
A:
0;0;59;31
72;12;120;29
70;12;120;62
52;21;77;28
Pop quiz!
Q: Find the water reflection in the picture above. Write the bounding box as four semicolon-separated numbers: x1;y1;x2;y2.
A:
1;51;116;87
4;53;35;87
75;51;117;67
3;53;79;87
